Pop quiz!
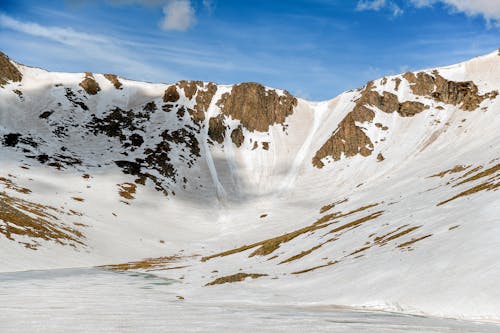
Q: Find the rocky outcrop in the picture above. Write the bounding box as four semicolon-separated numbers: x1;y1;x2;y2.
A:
216;82;297;132
163;85;180;103
208;114;226;144
230;125;245;147
313;82;427;168
0;51;22;87
104;74;123;89
79;72;101;95
403;70;497;111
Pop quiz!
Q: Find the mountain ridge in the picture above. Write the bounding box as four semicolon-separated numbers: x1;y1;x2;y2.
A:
0;49;499;321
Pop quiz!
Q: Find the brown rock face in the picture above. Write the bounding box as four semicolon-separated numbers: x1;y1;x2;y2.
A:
163;85;180;103
208;114;226;144
312;82;426;168
79;72;101;95
404;70;497;111
177;80;200;99
0;52;22;87
230;125;245;147
103;74;122;89
216;82;297;132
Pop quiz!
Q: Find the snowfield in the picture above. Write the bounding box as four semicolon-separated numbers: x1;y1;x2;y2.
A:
0;49;499;330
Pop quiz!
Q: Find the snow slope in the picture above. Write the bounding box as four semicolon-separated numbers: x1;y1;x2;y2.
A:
0;50;499;321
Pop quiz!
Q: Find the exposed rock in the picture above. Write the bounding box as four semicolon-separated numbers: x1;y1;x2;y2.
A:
262;142;270;150
230;125;245;147
208;114;226;144
104;74;123;89
79;72;101;95
313;82;427;168
163;85;180;103
377;153;385;162
393;77;401;91
177;80;200;99
404;70;497;111
216;82;297;132
0;51;22;87
195;82;217;113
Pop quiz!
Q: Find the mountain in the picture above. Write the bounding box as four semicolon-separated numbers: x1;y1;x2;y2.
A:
1;50;499;321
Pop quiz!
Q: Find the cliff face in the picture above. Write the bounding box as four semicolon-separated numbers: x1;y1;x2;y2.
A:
0;50;499;320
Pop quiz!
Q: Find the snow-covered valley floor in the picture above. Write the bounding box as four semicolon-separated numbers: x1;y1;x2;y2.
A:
1;268;499;333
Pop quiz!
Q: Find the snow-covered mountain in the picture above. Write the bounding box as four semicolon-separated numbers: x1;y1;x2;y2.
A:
1;50;499;321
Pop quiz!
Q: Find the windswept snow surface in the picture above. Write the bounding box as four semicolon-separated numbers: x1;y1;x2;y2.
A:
0;50;500;329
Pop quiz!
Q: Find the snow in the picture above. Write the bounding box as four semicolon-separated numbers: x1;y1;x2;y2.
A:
0;49;499;328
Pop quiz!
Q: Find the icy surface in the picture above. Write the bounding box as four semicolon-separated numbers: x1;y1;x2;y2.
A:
0;268;499;333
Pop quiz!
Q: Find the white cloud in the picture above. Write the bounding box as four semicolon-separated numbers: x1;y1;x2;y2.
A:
410;0;500;26
161;0;195;31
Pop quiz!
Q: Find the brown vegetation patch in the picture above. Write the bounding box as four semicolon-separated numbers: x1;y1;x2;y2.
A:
403;71;497;111
79;72;101;95
216;83;297;132
437;181;499;206
101;255;183;271
202;204;381;262
291;261;336;275
205;272;267;286
0;192;84;249
429;165;470;178
315;203;379;225
375;226;421;245
118;182;136;200
319;198;348;214
327;211;384;234
0;176;31;194
454;164;499;186
397;235;432;248
103;74;122;89
0;51;22;87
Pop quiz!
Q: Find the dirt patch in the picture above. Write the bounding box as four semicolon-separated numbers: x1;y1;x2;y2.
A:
216;83;297;132
79;72;101;95
0;51;22;87
205;272;267;286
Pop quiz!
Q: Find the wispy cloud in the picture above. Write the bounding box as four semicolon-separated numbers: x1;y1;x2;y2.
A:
0;13;179;81
356;0;403;17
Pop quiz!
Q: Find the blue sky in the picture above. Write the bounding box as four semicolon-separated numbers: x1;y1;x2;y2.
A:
1;0;499;100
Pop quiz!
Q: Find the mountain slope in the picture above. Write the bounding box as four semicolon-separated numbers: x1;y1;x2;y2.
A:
0;50;499;320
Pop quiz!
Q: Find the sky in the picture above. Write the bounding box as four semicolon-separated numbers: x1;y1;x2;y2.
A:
0;0;499;100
